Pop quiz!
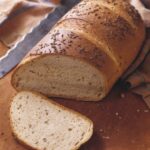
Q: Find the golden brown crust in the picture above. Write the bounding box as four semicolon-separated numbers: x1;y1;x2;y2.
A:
101;0;142;26
9;91;94;150
59;1;145;71
65;0;143;27
55;18;140;71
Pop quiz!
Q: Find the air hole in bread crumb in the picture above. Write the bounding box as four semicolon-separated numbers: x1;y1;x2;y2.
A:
26;95;29;99
43;148;47;150
35;141;38;145
80;137;84;141
29;124;32;128
44;120;49;124
77;78;81;81
19;96;22;99
81;132;85;136
1;132;4;136
97;93;102;97
29;70;36;74
45;110;49;115
50;133;54;136
93;74;96;77
52;86;56;89
32;131;35;134
68;128;72;131
89;82;92;85
17;104;22;110
75;141;79;146
17;77;21;82
43;138;47;142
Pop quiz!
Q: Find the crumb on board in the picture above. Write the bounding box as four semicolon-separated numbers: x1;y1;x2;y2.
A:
131;139;136;143
136;109;149;113
99;129;103;132
119;116;122;120
121;93;125;98
115;112;122;119
102;136;110;139
144;109;149;113
88;109;92;113
136;109;140;112
115;112;119;116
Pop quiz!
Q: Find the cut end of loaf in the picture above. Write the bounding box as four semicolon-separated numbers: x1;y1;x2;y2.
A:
12;55;107;101
10;91;93;150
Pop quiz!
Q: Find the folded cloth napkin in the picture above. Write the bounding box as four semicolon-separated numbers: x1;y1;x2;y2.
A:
0;0;59;57
123;0;150;107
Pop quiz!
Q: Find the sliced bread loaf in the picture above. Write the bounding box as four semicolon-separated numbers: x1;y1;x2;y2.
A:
10;91;93;150
11;0;145;101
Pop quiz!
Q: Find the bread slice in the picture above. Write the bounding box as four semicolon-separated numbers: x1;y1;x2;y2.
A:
10;91;93;150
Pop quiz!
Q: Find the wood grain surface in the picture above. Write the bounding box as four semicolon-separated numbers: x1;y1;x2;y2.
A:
0;71;150;150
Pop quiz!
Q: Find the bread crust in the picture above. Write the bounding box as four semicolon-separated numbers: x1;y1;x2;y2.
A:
59;0;145;71
64;0;143;27
10;91;94;150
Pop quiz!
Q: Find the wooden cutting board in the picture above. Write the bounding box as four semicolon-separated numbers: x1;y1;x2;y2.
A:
0;71;150;150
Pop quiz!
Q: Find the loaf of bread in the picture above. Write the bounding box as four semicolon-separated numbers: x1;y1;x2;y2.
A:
10;91;93;150
11;0;145;101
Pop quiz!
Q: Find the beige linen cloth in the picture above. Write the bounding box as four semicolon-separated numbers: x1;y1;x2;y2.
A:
0;0;59;57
